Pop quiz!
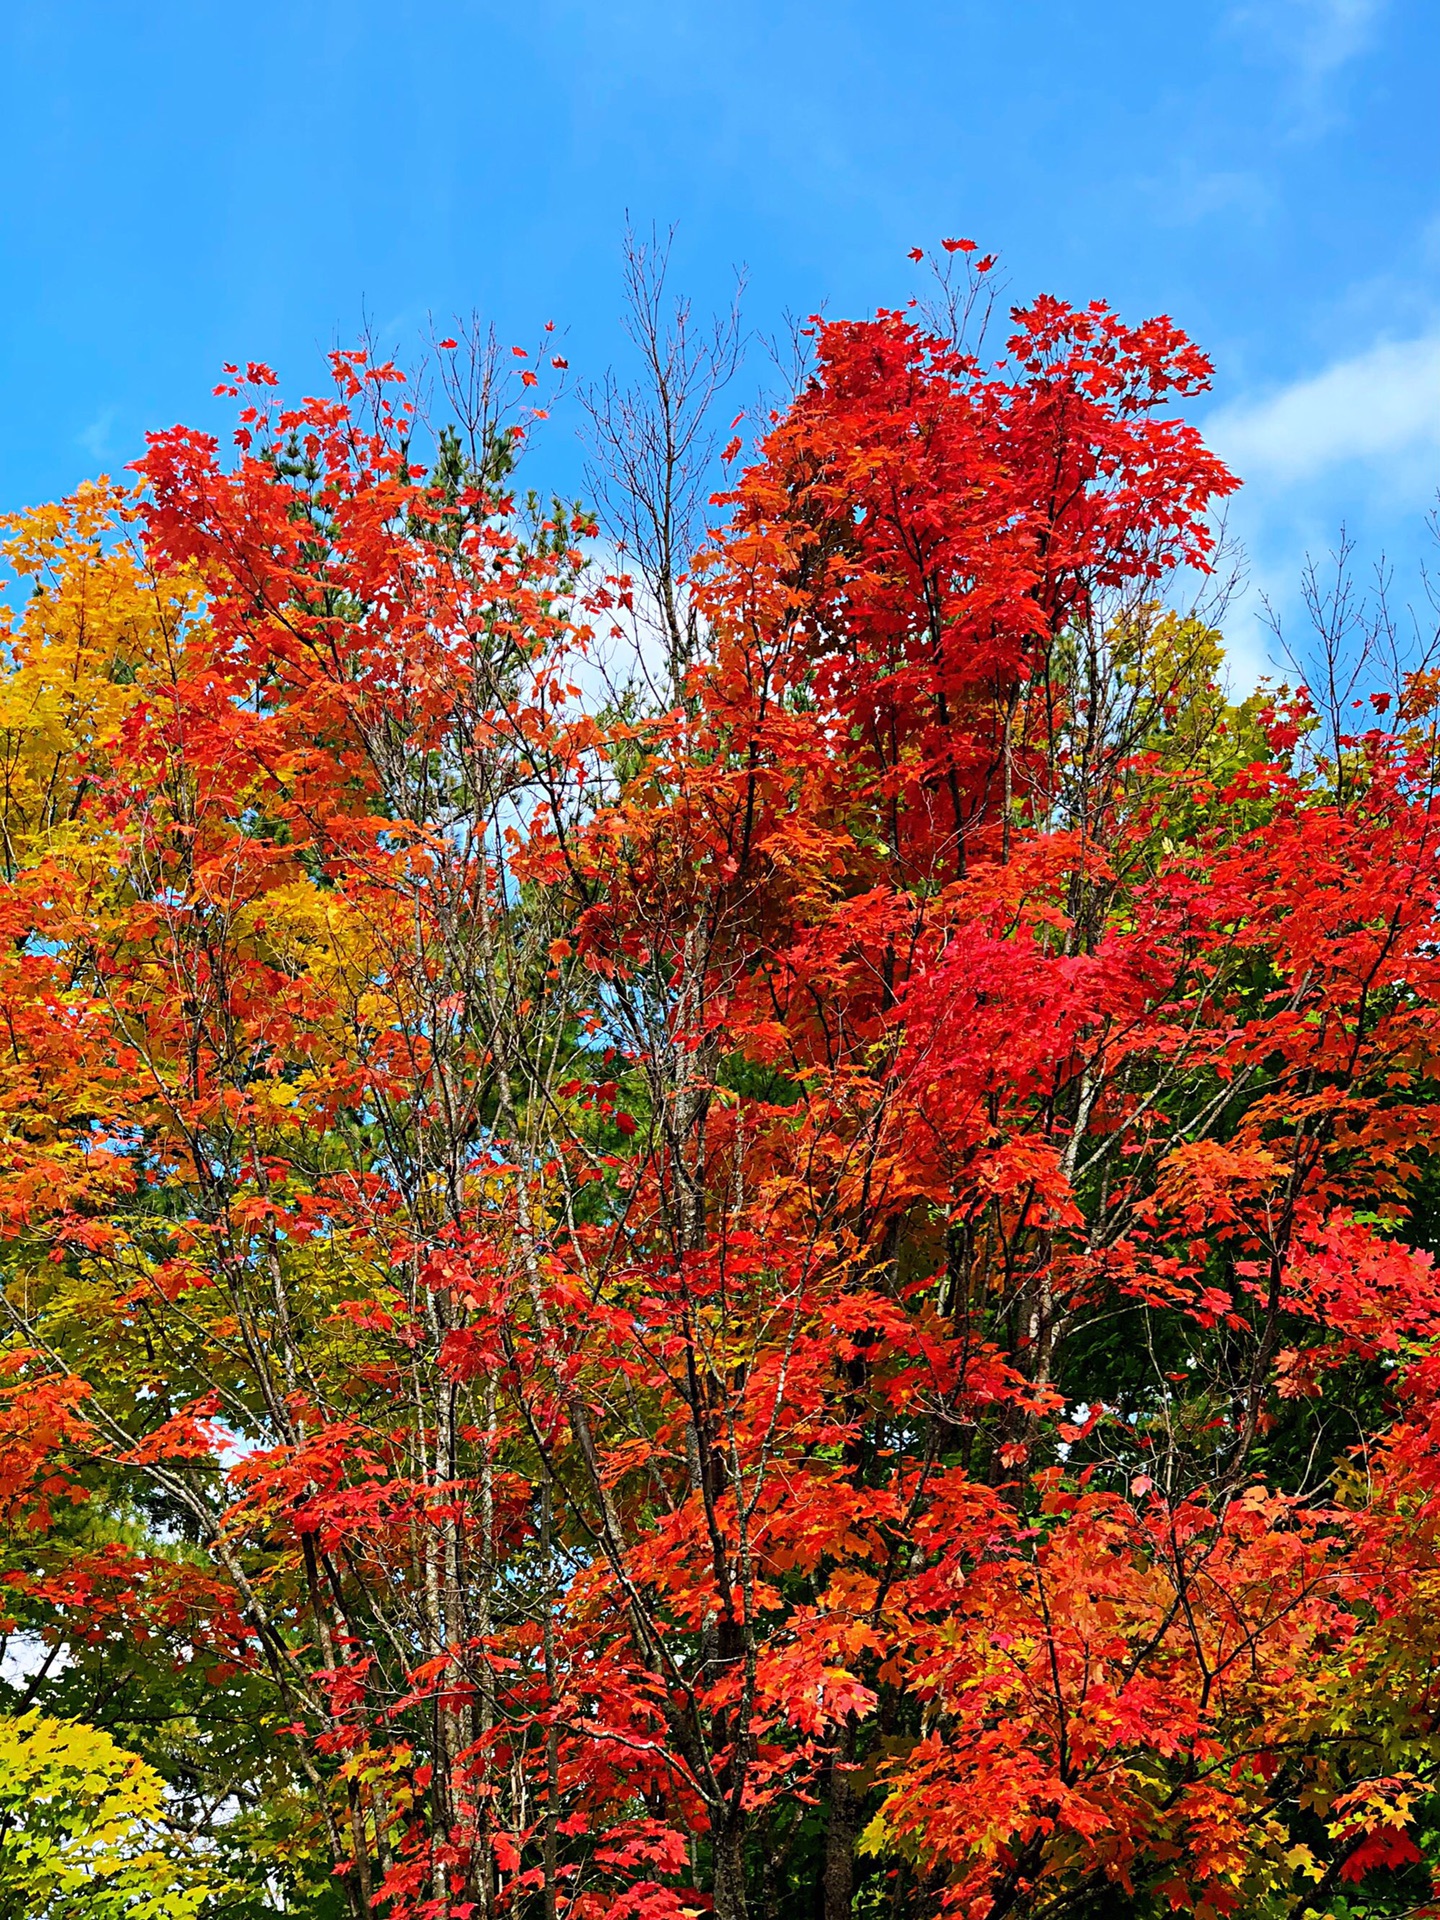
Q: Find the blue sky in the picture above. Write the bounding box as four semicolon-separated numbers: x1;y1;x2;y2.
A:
1;0;1436;683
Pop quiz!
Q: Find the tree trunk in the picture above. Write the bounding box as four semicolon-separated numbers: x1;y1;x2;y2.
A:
821;1744;859;1920
712;1817;749;1920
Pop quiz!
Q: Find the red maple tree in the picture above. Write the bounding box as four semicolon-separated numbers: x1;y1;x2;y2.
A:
3;259;1440;1920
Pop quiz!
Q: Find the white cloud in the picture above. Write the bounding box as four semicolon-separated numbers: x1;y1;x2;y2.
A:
1149;165;1272;229
1296;0;1384;77
1230;0;1385;80
1206;332;1440;486
75;405;117;464
1227;0;1386;130
1202;325;1440;692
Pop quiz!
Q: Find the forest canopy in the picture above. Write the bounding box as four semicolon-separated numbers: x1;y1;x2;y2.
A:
2;244;1440;1920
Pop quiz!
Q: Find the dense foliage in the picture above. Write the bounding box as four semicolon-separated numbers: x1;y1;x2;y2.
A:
3;258;1440;1920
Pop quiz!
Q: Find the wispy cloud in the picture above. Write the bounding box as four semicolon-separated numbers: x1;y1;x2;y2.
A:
1231;0;1383;75
1227;0;1387;126
75;406;117;465
1149;165;1272;229
1205;326;1440;688
1207;331;1440;488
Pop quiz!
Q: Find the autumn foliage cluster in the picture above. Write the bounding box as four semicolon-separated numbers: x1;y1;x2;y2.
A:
4;255;1440;1920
